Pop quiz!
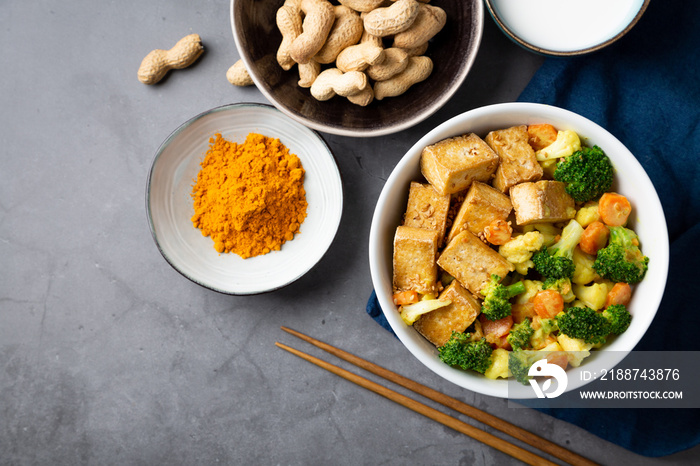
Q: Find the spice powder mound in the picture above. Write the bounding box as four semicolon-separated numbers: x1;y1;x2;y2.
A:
190;132;308;258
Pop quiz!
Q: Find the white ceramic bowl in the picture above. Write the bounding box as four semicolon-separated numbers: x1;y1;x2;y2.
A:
485;0;650;56
147;103;343;295
369;102;669;398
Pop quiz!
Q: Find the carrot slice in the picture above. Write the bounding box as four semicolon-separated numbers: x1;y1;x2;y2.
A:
480;314;514;337
546;352;569;371
599;192;632;227
527;124;558;151
393;290;420;305
484;219;512;245
605;283;632;308
533;290;564;319
580;221;609;255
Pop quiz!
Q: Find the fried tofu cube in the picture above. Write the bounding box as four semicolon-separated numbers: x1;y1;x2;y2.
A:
393;226;439;295
413;280;480;347
437;230;514;295
510;180;577;225
403;182;451;244
420;133;500;196
446;181;512;243
485;125;543;193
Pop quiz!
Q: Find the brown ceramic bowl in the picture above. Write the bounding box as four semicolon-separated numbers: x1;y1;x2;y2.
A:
230;0;484;137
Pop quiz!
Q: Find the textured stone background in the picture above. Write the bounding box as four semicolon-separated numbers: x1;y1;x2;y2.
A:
1;1;697;464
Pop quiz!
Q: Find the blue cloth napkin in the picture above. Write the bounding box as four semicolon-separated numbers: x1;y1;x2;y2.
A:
367;0;700;456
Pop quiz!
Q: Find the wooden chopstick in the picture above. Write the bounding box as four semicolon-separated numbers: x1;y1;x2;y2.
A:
280;326;597;466
276;341;558;466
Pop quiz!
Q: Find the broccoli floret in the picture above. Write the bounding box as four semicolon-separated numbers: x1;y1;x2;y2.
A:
438;332;493;374
507;319;534;351
480;275;526;321
508;350;541;385
540;317;559;335
603;304;632;335
530;317;560;350
533;249;575;280
556;305;631;347
556;306;609;345
554;145;614;202
593;226;649;284
542;277;576;302
532;219;584;280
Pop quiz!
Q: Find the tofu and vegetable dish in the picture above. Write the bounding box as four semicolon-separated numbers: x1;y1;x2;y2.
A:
391;124;649;383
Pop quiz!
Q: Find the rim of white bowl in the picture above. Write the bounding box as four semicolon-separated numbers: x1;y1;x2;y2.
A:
369;102;669;398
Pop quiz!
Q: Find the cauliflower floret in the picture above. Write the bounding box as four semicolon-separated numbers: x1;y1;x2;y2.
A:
540;341;564;352
515;280;544;305
557;333;593;367
572;246;601;285
499;231;545;274
535;130;582;161
557;333;594;352
484;348;510;379
523;223;559;246
575;201;601;227
570;299;586;309
539;158;558;179
399;298;451;325
572;281;614;310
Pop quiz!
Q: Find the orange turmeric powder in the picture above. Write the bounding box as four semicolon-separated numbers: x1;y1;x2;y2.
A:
190;132;307;258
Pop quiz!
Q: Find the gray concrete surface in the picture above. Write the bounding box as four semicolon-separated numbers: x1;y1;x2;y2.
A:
1;1;697;464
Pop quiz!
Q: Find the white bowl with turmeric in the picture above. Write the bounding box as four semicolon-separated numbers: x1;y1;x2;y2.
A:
147;103;343;294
